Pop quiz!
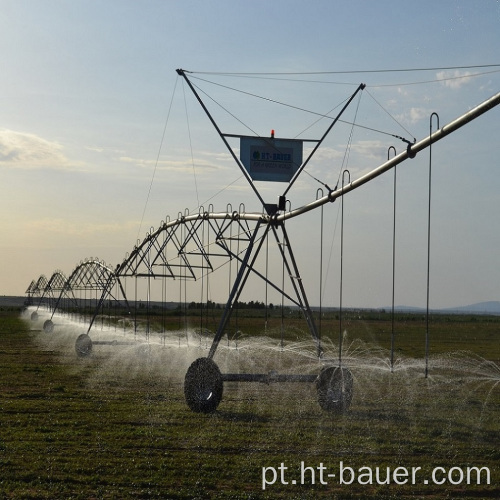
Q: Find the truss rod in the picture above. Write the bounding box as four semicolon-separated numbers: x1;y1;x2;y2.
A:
283;83;365;197
208;219;265;359
278;90;500;222
177;68;267;208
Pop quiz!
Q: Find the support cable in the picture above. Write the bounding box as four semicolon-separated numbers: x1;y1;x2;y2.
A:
190;80;260;137
333;88;363;191
189;63;500;76
284;83;366;197
182;80;200;208
370;69;500;88
276;91;500;223
320;91;362;300
365;89;415;143
294;97;347;138
192;175;244;213
136;77;178;242
191;68;500;89
190;74;414;145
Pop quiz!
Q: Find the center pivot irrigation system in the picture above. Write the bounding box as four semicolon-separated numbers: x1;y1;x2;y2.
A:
28;69;500;414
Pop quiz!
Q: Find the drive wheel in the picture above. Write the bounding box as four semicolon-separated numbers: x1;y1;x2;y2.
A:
316;366;353;413
184;358;223;413
75;334;93;358
43;319;54;333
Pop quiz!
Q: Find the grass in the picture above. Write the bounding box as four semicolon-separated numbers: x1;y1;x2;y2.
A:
0;307;498;498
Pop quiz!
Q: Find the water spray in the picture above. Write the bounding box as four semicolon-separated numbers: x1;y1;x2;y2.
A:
25;71;500;415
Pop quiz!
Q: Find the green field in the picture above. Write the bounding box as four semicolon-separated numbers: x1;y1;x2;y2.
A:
0;307;498;499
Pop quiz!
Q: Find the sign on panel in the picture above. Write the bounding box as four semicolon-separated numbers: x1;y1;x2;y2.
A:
240;137;303;182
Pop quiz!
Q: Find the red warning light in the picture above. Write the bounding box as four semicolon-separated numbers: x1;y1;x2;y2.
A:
271;129;275;138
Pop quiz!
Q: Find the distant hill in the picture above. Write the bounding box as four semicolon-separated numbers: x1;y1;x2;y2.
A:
0;296;28;308
3;295;500;316
393;301;500;315
439;301;500;315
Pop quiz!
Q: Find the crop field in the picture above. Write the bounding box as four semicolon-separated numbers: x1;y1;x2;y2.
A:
0;306;498;499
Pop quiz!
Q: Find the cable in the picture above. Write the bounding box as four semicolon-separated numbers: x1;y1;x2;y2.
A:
182;79;200;208
297;92;363;198
190;75;415;144
190;74;348;120
294;97;349;139
188;63;500;76
190;175;245;213
365;89;415;142
136;77;178;242
190;81;259;136
337;90;363;186
370;68;500;88
189;67;500;90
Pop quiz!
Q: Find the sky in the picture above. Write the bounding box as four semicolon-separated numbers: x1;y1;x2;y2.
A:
1;0;499;310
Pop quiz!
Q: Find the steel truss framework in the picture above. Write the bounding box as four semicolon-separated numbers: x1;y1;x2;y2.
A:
37;271;68;315
26;272;67;320
177;72;500;413
26;76;500;414
40;259;130;334
25;275;49;319
116;210;322;351
25;275;48;302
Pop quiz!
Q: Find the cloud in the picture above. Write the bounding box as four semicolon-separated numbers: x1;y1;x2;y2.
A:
395;107;429;125
350;140;389;161
0;129;72;169
26;217;139;238
86;145;127;155
305;146;345;162
118;151;232;173
308;141;388;165
436;70;473;89
409;107;429;123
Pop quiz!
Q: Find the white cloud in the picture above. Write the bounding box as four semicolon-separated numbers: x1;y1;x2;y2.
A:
305;146;345;162
395;107;429;125
350;140;389;161
0;129;73;169
409;107;429;123
308;141;388;166
436;70;473;89
118;152;231;173
26;217;139;238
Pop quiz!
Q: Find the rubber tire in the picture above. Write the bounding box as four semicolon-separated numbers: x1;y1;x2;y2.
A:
184;357;223;413
316;366;354;413
75;334;93;358
43;319;54;333
31;311;38;321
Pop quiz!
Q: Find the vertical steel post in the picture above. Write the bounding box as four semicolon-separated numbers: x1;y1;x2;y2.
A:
208;220;266;359
425;113;439;378
388;145;397;373
339;169;350;367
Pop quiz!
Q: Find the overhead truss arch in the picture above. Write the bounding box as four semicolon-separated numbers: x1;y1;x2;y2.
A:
24;74;500;414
